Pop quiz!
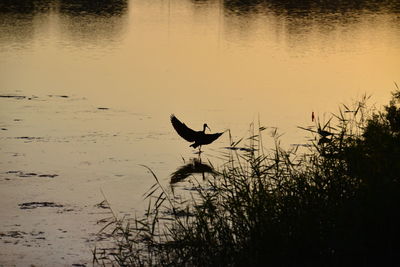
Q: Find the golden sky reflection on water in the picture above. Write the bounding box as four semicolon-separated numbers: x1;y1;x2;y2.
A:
1;1;399;136
0;0;399;193
0;1;399;264
0;0;399;202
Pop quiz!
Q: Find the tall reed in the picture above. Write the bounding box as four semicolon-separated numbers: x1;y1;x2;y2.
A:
94;90;400;266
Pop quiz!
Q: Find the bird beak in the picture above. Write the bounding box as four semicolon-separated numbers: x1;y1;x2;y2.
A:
206;125;211;132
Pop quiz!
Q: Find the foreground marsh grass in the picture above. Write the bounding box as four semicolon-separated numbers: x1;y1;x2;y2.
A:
94;91;400;266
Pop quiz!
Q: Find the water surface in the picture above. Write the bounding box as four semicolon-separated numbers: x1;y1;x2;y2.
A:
0;0;399;265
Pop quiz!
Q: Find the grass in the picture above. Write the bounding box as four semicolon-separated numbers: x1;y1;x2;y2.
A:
93;90;400;266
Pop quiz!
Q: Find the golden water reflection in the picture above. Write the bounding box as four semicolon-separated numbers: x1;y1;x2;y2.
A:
1;0;399;264
1;0;399;171
1;0;399;181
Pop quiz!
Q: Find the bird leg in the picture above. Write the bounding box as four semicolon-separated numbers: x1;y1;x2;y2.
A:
197;145;203;157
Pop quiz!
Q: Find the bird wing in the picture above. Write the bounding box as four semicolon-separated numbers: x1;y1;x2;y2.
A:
170;115;198;142
203;132;223;144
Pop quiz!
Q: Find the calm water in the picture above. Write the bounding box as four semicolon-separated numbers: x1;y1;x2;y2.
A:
0;0;399;264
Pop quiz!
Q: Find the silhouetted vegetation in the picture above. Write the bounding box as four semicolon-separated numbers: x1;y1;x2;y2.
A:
223;0;400;15
0;0;51;14
94;90;400;266
0;0;128;16
59;0;127;17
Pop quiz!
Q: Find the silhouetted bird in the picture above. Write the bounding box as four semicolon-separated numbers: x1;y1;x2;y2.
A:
318;136;332;145
170;115;223;150
318;127;334;137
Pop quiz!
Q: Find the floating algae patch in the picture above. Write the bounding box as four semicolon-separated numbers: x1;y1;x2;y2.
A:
0;95;26;100
18;202;64;210
5;171;58;178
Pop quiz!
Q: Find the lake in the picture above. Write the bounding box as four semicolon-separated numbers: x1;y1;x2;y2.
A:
0;0;399;265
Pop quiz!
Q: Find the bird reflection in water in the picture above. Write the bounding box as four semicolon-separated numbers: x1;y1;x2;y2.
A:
170;158;215;184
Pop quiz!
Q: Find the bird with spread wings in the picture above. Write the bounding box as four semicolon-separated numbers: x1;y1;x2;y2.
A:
170;115;224;150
